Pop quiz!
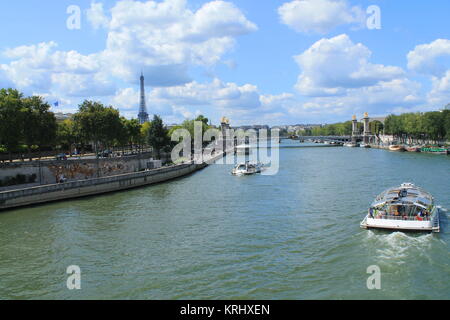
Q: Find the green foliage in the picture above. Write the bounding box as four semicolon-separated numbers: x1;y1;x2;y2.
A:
0;89;56;158
73;100;123;151
304;121;353;136
369;120;384;135
385;111;448;142
57;119;78;152
0;89;24;153
22;95;57;156
124;118;142;146
148;115;170;158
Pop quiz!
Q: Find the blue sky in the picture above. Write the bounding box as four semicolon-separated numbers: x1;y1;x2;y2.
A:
1;0;449;125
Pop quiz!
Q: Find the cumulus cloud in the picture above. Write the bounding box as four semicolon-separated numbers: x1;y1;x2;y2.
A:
111;87;139;110
286;78;423;120
143;79;295;124
427;70;450;106
86;1;110;29
281;34;423;119
103;0;257;84
150;78;261;110
294;34;404;97
407;39;450;107
407;39;450;77
278;0;364;34
1;41;111;96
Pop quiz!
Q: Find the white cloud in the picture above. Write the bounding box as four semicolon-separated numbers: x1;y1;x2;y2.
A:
280;34;423;119
103;0;257;84
111;87;139;110
427;70;450;106
407;39;450;77
278;0;364;34
144;79;294;124
1;42;109;96
150;78;261;110
407;39;450;108
86;1;110;29
294;34;404;97
51;72;115;97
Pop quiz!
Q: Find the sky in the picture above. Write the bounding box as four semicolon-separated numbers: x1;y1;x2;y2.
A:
0;0;449;126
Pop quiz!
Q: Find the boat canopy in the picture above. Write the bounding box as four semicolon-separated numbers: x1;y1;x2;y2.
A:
371;184;434;209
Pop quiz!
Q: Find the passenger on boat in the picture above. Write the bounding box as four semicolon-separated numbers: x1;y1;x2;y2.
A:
416;211;424;221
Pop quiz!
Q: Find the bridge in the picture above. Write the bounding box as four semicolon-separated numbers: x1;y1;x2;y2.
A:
281;136;352;142
280;113;380;144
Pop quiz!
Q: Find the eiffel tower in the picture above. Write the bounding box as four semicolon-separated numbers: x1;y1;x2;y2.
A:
138;72;149;124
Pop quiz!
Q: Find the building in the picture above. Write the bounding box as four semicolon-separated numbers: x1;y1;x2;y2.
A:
138;72;150;124
54;112;74;122
233;125;270;132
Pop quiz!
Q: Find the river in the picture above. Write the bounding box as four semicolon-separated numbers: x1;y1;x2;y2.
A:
0;140;449;299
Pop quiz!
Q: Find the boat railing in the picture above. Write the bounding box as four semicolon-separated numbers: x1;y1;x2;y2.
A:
372;214;431;222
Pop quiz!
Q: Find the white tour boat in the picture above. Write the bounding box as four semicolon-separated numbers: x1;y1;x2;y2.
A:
231;162;263;176
361;183;440;232
344;142;358;147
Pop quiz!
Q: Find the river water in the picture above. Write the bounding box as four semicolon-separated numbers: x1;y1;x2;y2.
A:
0;140;449;299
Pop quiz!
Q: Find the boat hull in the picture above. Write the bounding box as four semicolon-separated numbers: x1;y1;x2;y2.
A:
389;145;405;152
421;147;449;155
361;215;439;233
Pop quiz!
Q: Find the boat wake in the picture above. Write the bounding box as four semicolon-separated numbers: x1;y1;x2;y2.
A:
364;230;433;265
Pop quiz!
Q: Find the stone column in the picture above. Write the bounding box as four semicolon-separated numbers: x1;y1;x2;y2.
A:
363;112;371;143
352;115;358;143
220;117;230;153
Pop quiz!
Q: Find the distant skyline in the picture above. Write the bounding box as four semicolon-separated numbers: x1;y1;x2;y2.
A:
1;0;449;125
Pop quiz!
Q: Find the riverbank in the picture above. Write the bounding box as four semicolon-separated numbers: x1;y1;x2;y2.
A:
0;152;226;211
369;144;450;154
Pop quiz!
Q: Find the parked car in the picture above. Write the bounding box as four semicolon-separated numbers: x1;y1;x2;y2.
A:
56;153;68;161
97;150;112;158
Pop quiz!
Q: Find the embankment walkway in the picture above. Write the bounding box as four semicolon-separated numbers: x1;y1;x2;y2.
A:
0;152;225;211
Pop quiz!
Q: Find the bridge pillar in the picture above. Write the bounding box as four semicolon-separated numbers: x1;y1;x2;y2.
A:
220;117;231;152
352;115;358;143
363;112;371;143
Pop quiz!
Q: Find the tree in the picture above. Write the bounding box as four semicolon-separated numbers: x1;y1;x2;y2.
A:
370;120;384;135
148;115;170;159
140;121;152;151
195;115;209;126
73;100;122;153
384;115;403;137
22;96;57;159
57;119;78;154
124;118;142;151
422;111;445;143
115;117;130;152
441;109;450;141
0;89;24;161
